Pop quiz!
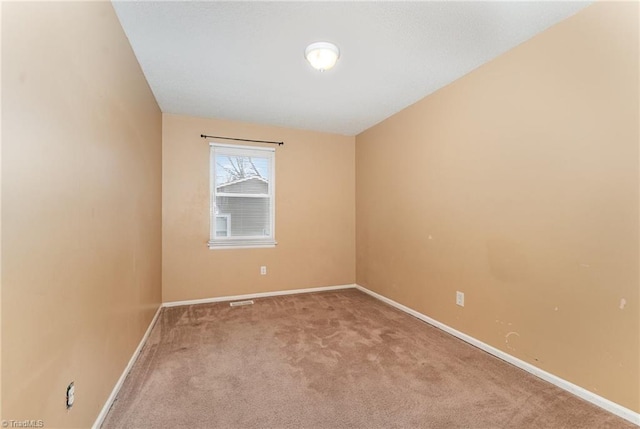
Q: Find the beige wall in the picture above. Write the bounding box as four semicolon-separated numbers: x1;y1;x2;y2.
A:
1;2;162;427
356;1;639;413
162;114;355;302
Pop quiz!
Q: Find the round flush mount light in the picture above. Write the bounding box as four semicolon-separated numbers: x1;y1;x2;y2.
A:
305;42;340;72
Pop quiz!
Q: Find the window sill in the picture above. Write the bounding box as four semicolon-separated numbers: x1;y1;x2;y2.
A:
208;240;277;250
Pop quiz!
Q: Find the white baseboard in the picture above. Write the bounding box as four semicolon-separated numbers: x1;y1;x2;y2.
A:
92;305;162;429
162;284;357;307
354;284;640;426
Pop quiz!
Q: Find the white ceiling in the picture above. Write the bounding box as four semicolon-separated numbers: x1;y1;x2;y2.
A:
113;1;591;136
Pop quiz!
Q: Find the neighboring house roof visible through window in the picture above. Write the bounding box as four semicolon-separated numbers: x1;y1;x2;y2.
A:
216;176;268;193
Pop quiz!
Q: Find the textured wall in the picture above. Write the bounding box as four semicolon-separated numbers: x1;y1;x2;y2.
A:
162;114;355;302
1;2;162;426
356;2;639;412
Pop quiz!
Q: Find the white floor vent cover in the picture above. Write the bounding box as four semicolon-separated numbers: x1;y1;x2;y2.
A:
229;300;255;307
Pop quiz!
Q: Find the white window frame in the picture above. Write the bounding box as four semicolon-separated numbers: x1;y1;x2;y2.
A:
209;143;276;249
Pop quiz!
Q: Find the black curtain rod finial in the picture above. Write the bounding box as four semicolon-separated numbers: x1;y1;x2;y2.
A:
201;133;284;146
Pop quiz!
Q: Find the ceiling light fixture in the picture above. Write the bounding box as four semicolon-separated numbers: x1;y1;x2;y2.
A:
305;42;340;72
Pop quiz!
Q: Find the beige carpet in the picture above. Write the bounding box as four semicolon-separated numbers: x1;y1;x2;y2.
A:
102;289;635;428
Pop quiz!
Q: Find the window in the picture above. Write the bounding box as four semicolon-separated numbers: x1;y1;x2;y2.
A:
209;143;276;249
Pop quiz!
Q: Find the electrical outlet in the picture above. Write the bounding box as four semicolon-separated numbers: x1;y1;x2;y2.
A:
260;266;267;275
66;382;75;409
456;291;465;307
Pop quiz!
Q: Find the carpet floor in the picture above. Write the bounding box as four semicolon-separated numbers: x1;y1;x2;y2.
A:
102;289;635;428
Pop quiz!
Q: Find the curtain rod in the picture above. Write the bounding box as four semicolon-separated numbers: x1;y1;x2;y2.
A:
200;134;284;146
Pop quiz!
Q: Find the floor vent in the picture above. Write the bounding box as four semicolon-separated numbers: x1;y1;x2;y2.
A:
229;300;255;307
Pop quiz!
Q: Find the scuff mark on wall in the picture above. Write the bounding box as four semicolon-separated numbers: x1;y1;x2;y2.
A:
619;298;626;310
505;331;520;342
505;331;520;351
